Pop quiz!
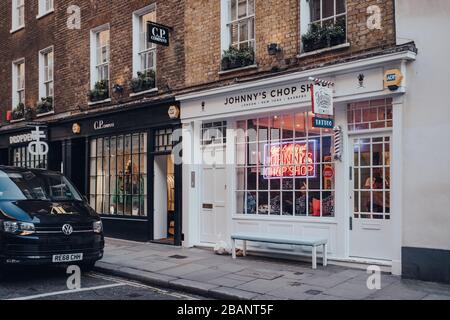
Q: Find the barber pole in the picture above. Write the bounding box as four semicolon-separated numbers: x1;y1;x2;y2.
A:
308;77;335;87
333;125;342;161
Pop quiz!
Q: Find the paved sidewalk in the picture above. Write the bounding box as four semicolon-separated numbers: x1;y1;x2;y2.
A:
95;238;450;300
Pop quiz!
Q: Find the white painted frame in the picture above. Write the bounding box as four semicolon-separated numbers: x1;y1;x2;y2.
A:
12;58;25;110
90;24;110;90
132;4;157;78
37;0;54;19
11;0;25;33
38;46;54;100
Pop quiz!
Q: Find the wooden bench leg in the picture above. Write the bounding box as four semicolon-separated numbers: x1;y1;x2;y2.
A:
323;244;327;266
243;240;247;257
232;239;236;259
312;245;317;269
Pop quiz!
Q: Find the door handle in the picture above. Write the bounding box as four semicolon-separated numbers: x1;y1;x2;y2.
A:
349;217;353;231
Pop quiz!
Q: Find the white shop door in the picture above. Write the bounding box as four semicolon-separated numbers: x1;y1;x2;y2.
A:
199;145;227;244
349;134;394;261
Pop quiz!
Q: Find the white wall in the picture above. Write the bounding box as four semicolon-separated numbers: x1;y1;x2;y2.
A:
396;0;450;250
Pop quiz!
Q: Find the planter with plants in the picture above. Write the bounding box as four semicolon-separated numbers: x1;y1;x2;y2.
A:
11;103;25;121
130;70;156;93
88;80;110;102
36;96;54;115
302;22;346;53
221;46;255;71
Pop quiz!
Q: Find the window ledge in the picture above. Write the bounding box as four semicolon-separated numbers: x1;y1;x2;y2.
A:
219;64;258;75
36;110;55;117
129;87;158;97
10;118;25;123
88;98;111;106
36;9;55;20
297;42;351;58
10;25;25;34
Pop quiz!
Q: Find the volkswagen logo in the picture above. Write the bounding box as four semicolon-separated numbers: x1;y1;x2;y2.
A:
62;224;73;236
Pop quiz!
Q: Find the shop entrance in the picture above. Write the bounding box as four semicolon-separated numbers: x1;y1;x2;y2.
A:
349;133;394;261
153;154;176;244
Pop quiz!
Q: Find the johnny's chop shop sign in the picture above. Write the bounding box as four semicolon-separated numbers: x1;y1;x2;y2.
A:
224;82;320;109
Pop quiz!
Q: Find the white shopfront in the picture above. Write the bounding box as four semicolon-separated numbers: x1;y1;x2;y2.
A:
178;49;416;275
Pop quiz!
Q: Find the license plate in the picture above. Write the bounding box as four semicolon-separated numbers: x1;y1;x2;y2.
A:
52;253;83;263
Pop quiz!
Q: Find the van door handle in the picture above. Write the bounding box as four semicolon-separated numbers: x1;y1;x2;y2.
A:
349;217;353;231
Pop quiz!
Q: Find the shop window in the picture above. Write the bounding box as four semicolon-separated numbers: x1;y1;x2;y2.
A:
154;128;173;152
300;0;347;53
89;133;147;216
12;146;48;169
201;121;227;146
236;112;335;217
347;99;393;131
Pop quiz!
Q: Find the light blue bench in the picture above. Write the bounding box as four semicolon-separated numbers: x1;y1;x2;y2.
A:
231;234;328;269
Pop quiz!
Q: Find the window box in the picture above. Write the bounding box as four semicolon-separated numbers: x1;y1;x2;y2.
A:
88;80;110;103
130;70;156;94
301;23;346;53
11;103;25;121
36;96;53;115
221;46;255;72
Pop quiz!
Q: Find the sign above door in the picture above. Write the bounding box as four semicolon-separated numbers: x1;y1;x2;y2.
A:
147;22;171;46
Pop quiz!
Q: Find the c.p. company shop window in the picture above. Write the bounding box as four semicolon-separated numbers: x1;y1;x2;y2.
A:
89;133;147;216
236;111;335;217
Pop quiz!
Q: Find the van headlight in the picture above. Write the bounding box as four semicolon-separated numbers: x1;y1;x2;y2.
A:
93;220;103;234
3;221;35;235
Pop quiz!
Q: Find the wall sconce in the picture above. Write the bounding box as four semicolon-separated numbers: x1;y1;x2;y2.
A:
267;43;282;55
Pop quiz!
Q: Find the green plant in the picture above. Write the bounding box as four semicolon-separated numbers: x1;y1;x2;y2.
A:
302;22;346;53
12;102;25;120
88;80;109;102
130;70;156;93
221;46;255;71
36;96;54;114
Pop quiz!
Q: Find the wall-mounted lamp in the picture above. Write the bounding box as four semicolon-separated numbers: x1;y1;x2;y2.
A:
267;43;282;55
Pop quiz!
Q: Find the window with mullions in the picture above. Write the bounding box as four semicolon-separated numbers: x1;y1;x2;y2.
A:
12;146;47;169
154;128;173;152
201;121;227;146
236;112;335;217
347;98;393;131
89;133;147;216
228;0;255;50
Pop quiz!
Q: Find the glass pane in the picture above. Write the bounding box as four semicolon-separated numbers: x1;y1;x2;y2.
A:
373;192;383;213
336;0;346;14
282;114;295;140
270;192;280;215
237;167;246;190
309;0;321;22
237;0;247;18
309;192;321;217
295;112;306;138
322;0;334;19
282;192;293;216
236;191;245;214
256;192;267;214
295;191;307;216
258;118;269;141
372;143;383;166
322;191;334;217
360;191;371;213
230;0;237;21
247;167;257;190
360;143;370;166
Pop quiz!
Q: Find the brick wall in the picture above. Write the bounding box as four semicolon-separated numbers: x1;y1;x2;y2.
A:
0;0;185;126
184;0;396;88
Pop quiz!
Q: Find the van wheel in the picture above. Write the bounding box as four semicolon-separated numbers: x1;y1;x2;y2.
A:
79;262;96;272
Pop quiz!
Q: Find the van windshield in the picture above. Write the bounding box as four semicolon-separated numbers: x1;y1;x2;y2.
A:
0;170;82;202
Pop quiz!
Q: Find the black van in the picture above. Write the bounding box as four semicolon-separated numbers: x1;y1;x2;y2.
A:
0;166;104;276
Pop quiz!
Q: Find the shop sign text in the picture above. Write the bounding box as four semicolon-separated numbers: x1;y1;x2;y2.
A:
28;126;49;157
311;84;334;116
313;117;334;129
224;83;314;109
94;120;115;131
263;140;316;179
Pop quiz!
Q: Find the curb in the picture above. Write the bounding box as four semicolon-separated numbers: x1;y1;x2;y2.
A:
94;263;248;300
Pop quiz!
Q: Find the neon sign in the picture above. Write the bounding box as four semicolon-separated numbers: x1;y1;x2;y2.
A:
263;140;317;179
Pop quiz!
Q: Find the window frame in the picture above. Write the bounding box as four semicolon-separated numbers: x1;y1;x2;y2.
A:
39;46;54;100
12;58;25;112
90;24;110;92
132;4;157;80
11;0;25;32
227;0;256;50
37;0;54;18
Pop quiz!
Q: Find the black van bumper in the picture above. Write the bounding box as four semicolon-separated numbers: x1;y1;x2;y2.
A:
0;233;104;266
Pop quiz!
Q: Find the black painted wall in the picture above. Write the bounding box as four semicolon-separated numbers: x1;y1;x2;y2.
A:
402;247;450;284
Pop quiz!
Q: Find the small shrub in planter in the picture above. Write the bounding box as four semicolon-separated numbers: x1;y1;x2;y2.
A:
88;80;110;102
221;46;255;71
24;105;34;120
302;22;346;53
12;103;25;120
36;96;54;115
130;70;156;93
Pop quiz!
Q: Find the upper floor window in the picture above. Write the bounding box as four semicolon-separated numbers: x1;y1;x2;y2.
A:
38;0;54;17
38;47;54;115
12;0;25;31
89;25;110;102
12;59;25;120
221;0;255;71
132;5;157;93
301;0;347;53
